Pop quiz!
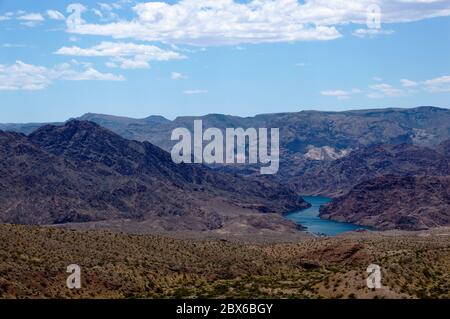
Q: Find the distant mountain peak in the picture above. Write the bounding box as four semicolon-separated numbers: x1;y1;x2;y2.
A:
65;119;101;128
31;119;116;142
78;113;170;124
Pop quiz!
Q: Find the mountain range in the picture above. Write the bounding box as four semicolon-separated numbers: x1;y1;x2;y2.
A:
2;106;450;232
2;106;450;153
2;106;450;184
0;120;307;235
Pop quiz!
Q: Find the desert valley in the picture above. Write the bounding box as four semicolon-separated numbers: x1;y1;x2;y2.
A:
0;106;449;299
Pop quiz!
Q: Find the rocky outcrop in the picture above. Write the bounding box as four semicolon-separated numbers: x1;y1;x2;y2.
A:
320;175;450;230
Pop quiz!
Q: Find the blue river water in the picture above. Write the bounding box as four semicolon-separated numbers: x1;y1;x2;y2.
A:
285;196;369;236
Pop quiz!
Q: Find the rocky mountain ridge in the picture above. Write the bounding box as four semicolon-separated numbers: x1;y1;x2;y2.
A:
0;120;308;234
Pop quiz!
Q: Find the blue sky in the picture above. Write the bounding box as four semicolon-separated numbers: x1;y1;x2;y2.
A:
1;0;450;123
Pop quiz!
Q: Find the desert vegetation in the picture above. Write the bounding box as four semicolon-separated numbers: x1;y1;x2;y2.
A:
0;224;448;299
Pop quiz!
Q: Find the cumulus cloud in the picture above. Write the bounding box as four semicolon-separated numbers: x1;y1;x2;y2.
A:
63;0;450;46
55;41;186;69
47;10;65;20
0;60;124;91
65;0;342;45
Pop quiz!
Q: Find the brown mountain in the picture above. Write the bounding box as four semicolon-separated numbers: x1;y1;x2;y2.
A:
3;106;450;181
320;175;450;230
293;143;450;196
0;120;308;234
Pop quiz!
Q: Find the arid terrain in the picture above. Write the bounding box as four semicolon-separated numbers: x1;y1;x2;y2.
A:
0;224;448;299
1;107;450;300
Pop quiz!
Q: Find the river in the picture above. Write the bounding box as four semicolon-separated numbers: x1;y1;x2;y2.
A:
285;196;369;236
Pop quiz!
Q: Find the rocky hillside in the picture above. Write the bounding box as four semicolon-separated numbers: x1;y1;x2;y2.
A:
293;143;450;196
0;224;448;299
437;138;450;156
0;120;308;234
320;175;450;230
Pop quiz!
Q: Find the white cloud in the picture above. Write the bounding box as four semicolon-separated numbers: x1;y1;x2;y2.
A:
400;79;419;87
0;15;10;21
63;0;450;46
62;66;123;81
398;0;444;3
47;10;65;20
183;89;208;95
99;2;123;11
399;76;450;92
17;12;45;27
321;88;361;100
93;5;119;21
327;75;450;99
368;83;405;98
171;72;187;80
55;41;186;69
18;13;45;21
422;75;450;92
65;0;342;45
0;60;124;91
352;28;394;38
